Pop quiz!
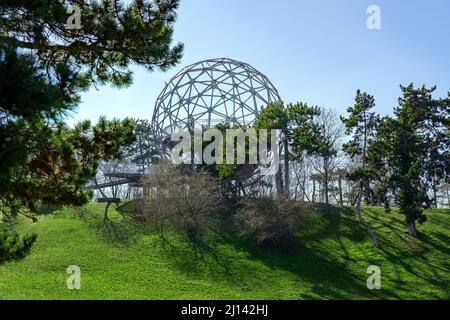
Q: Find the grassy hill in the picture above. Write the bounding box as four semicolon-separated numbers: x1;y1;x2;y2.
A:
0;203;448;299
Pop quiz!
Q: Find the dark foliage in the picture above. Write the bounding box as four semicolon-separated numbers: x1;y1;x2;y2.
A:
0;224;37;264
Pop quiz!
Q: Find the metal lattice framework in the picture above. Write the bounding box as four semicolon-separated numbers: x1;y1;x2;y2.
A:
151;58;281;143
88;59;281;193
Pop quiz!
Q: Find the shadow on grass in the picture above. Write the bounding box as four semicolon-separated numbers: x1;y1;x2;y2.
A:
212;204;435;299
361;208;450;299
153;205;398;299
79;203;147;246
418;233;450;256
148;204;393;298
83;201;449;299
116;200;142;215
91;216;145;246
155;232;239;282
38;204;63;215
219;231;392;299
152;204;450;298
299;205;369;264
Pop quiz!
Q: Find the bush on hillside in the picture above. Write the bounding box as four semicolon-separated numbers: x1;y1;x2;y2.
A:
139;162;223;241
235;197;308;251
0;224;37;264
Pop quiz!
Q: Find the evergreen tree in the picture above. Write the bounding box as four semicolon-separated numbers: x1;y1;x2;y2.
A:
126;119;159;172
341;90;380;202
0;223;37;264
377;85;450;236
1;114;135;219
341;90;381;248
0;0;182;260
253;102;288;195
0;0;183;217
0;0;183;87
253;102;322;197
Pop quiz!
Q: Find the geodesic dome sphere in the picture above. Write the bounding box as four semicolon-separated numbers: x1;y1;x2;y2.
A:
151;58;281;140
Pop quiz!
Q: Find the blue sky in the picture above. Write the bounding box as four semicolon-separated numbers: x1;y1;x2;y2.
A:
68;0;450;125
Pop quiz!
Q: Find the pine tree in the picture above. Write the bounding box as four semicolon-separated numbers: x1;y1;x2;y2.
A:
253;103;289;195
0;0;183;87
1;0;183;218
0;1;182;260
342;90;381;203
341;90;381;248
253;102;322;197
0;223;37;264
378;85;450;236
126;119;159;172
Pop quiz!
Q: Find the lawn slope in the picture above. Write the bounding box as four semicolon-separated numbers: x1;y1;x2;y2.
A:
0;203;448;299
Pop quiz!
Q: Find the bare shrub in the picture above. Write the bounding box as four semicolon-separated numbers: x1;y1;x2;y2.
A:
139;162;223;241
235;197;309;251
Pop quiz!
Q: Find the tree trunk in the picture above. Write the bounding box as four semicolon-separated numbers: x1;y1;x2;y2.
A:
407;220;418;237
276;169;283;196
312;179;316;203
432;177;438;209
301;178;310;202
355;188;380;249
446;184;450;208
283;138;289;197
276;142;284;196
139;135;145;173
324;173;329;204
338;176;343;205
104;202;111;221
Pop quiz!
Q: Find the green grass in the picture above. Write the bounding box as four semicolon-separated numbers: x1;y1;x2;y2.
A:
0;202;449;299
